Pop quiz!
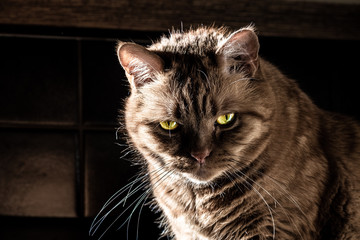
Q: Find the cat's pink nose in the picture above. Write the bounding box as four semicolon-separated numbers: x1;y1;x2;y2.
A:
191;150;211;164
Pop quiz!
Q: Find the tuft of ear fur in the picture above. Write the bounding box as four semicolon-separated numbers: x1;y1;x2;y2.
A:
217;26;260;77
117;42;164;89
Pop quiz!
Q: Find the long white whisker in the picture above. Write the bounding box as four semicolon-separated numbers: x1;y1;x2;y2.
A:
125;191;150;240
96;169;169;240
197;69;209;82
231;160;308;222
230;78;252;85
90;179;149;237
99;188;150;239
119;149;136;159
114;142;128;147
135;193;150;240
230;170;276;240
90;163;171;238
227;160;305;239
251;183;276;240
261;174;308;220
121;169;174;239
250;173;306;240
134;169;175;240
90;174;145;234
239;170;305;240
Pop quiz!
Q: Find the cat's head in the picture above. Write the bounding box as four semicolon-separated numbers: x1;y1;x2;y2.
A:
117;26;273;185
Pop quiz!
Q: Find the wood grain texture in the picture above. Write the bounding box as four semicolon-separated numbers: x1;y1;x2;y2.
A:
0;0;359;39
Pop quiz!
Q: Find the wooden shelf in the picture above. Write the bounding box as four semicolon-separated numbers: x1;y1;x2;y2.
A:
0;0;359;40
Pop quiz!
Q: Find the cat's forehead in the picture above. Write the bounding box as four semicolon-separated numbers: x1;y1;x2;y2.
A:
149;27;229;56
167;53;217;84
153;71;240;121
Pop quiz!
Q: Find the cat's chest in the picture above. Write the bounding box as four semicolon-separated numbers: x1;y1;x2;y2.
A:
151;176;234;238
153;182;213;239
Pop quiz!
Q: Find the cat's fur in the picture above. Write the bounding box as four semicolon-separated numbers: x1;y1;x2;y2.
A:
116;26;360;239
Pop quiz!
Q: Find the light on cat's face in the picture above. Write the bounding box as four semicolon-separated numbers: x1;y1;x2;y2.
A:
124;76;271;184
155;112;238;183
119;27;271;184
144;109;244;184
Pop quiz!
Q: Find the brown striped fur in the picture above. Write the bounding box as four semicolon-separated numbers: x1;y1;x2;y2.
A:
116;26;360;239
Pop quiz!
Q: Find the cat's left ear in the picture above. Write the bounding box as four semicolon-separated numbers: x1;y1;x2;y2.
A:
217;27;260;77
117;42;164;90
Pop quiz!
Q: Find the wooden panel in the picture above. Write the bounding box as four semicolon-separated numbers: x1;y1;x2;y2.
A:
0;0;359;39
0;130;77;217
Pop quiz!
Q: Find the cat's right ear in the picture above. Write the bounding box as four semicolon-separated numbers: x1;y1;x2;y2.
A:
117;42;164;90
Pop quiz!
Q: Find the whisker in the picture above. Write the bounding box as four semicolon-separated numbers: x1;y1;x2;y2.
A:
261;174;307;219
255;176;306;240
226;160;305;239
251;184;276;240
228;159;307;218
134;170;175;240
90;163;171;238
197;69;209;82
115;127;122;140
90;175;143;233
114;142;128;147
119;148;136;160
223;172;254;239
135;193;150;240
229;77;252;85
122;191;151;239
90;177;149;237
98;187;151;240
119;169;174;239
229;170;276;240
96;179;159;239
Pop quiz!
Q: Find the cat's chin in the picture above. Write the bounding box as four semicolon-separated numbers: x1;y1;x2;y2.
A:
181;166;223;185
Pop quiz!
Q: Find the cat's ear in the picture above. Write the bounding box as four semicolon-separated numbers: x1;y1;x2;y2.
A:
117;42;164;89
217;27;260;77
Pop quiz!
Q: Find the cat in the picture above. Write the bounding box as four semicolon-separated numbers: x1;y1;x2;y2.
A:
92;26;360;240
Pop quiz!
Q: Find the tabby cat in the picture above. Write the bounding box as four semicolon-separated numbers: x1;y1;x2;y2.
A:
93;26;360;239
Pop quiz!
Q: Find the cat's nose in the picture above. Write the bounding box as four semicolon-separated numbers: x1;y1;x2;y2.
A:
191;149;211;164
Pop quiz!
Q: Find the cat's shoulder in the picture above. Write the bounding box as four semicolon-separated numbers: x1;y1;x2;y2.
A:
320;112;360;239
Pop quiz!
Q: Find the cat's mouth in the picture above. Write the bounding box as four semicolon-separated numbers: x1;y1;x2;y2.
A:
180;161;224;184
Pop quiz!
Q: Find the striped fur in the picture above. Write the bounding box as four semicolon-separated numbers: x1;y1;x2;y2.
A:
115;26;360;239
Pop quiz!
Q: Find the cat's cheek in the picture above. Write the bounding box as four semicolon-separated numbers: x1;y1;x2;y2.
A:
241;120;264;144
129;125;168;158
230;117;268;145
238;121;271;163
130;125;180;165
216;117;270;166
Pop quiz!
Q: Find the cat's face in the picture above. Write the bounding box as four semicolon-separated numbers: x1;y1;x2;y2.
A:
119;27;273;185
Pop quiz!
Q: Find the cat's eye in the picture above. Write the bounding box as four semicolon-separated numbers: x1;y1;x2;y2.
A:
216;113;235;125
159;121;179;130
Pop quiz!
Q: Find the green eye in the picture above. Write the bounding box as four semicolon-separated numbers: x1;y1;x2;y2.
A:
160;121;178;130
216;113;235;125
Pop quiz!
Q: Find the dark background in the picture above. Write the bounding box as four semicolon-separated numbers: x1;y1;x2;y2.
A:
0;1;359;239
